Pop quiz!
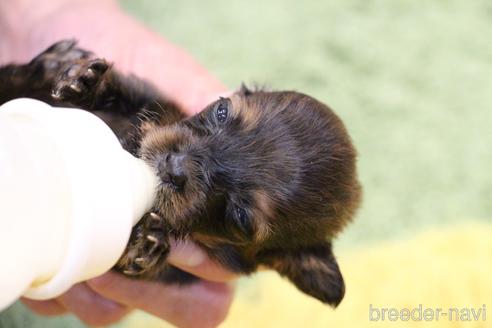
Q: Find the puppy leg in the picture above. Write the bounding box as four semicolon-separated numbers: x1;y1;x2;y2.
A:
0;39;185;152
50;53;185;119
115;212;171;278
0;39;91;105
50;53;185;152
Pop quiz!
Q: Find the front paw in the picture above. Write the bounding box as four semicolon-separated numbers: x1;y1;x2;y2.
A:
116;212;169;277
51;58;109;105
29;39;92;79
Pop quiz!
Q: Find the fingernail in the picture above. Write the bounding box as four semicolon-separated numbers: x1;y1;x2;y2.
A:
168;239;206;267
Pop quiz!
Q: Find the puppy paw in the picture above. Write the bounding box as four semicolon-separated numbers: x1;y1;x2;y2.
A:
51;58;109;103
116;212;170;277
29;39;92;78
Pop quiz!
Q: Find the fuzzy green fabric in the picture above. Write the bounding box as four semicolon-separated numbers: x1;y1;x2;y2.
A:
2;0;491;327
118;0;492;247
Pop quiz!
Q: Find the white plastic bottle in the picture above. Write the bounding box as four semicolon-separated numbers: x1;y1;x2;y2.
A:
0;98;159;311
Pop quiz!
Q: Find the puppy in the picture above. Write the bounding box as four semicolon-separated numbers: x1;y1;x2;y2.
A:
0;40;361;306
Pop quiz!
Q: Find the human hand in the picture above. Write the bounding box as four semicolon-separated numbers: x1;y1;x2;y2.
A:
22;239;237;328
0;0;228;115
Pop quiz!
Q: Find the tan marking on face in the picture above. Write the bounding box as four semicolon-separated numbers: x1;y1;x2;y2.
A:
139;124;207;229
251;191;275;242
192;232;233;248
140;125;194;157
140;126;173;153
140;121;158;136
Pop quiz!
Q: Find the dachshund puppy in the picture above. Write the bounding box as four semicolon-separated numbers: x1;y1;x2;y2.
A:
0;40;361;306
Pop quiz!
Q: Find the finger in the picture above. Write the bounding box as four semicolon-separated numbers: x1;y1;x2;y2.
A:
21;298;67;316
167;238;238;282
88;271;234;328
57;283;131;327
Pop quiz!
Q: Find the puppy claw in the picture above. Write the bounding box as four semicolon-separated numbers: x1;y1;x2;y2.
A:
51;90;61;100
123;267;143;276
146;235;159;243
84;68;95;79
88;60;109;73
148;212;164;229
116;212;170;277
134;257;146;265
69;83;82;93
149;212;162;221
51;58;109;103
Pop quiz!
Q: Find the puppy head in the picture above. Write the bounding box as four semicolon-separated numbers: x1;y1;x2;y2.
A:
139;86;361;306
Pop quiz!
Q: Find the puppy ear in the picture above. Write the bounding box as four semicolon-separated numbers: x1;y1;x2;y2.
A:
260;242;345;307
239;82;253;96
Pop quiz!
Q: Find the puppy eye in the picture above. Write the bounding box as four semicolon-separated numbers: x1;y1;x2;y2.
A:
234;206;253;236
236;207;247;224
215;98;229;123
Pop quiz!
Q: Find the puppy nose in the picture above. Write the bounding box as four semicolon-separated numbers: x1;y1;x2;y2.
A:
158;153;188;189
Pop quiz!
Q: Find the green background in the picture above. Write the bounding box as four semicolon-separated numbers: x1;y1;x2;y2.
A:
2;0;491;327
118;0;492;247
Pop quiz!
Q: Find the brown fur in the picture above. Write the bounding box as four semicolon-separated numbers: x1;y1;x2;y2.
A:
0;40;361;307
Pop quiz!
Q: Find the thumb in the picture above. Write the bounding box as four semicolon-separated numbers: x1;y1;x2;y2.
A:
167;238;237;282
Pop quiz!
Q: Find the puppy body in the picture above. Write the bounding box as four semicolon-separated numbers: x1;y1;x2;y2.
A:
0;40;361;306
